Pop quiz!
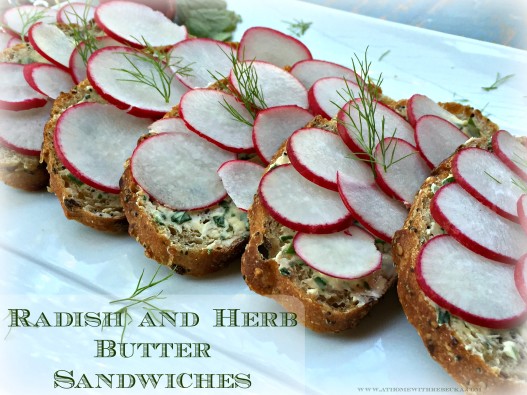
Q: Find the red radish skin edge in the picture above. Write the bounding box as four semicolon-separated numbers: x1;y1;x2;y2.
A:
307;84;330;119
0;136;41;157
130;133;228;211
430;184;518;265
406;94;420;127
452;147;519;223
515;254;527;302
53;102;120;194
0;97;47;111
259;165;354;234
519;194;527;234
492;130;527;181
27;23;70;71
23;63;46;96
336;172;394;243
416;235;527;329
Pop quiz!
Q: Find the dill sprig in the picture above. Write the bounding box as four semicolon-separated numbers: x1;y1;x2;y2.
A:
17;7;47;42
283;19;312;37
210;49;267;126
484;171;502;184
110;266;173;342
512;178;527;193
113;36;193;103
378;50;391;62
333;48;412;174
61;1;99;65
482;72;514;91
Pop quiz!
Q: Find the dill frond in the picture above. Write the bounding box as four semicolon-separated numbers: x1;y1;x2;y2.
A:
17;7;47;42
62;1;99;65
283;19;312;37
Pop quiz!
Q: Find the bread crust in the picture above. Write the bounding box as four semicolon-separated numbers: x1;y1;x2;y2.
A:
393;136;526;393
41;81;127;232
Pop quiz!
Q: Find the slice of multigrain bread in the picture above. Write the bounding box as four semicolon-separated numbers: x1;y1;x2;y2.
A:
41;80;128;232
0;43;50;191
393;135;526;394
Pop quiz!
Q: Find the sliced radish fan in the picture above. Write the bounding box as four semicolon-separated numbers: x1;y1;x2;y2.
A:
430;183;527;264
0;63;47;111
131;132;236;210
0;101;53;156
259;164;353;234
252;105;313;164
287;127;373;191
217;160;265;211
492;130;527;180
417;235;527;329
293;226;382;280
308;77;363;120
54;102;151;193
407;94;463;127
290;59;357;90
374;138;430;204
337;172;407;243
28;22;76;69
179;89;253;152
238;27;312;68
23;63;74;100
453;147;524;222
94;0;187;48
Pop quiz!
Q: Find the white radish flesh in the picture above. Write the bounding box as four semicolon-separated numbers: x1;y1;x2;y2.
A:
492;130;527;180
169;38;234;89
287;127;373;191
430;182;527;264
23;63;74;100
131;132;235;210
252;105;313;164
453;147;524;222
217;160;265;211
2;6;57;37
0;101;52;156
515;254;527;302
179;89;253;153
0;63;47;111
417;235;527;329
237;27;312;68
518;195;527;235
94;0;187;48
0;32;13;50
28;22;76;69
337;172;408;243
57;2;96;24
229;61;309;109
148;117;192;135
294;226;382;280
308;77;362;120
290;59;357;90
87;46;189;118
259;164;353;234
407;94;463;127
54;102;151;193
374;138;431;204
337;99;415;155
69;36;122;84
415;115;468;168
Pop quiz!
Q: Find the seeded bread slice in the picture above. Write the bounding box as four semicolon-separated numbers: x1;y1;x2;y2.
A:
0;44;50;191
40;80;127;232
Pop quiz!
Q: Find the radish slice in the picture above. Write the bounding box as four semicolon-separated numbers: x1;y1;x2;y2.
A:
294;226;382;280
57;2;96;24
169;38;233;89
2;6;57;37
69;36;122;84
179;89;253;153
28;22;76;70
87;46;189;118
337;172;407;242
217;160;265;211
453;147;524;222
23;63;74;100
287;127;373;191
54;102;151;194
407;94;463;127
430;183;527;264
237;27;312;68
374;138;431;204
229;61;309;109
290;59;357;90
259;164;353;234
417;235;527;329
337;99;415;155
252;105;313;165
492;130;527;181
94;0;187;48
148;117;192;135
515;254;527;302
0;63;47;111
0;101;53;156
1;31;13;50
308;77;362;120
131;132;235;210
518;195;527;235
415;115;468;168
